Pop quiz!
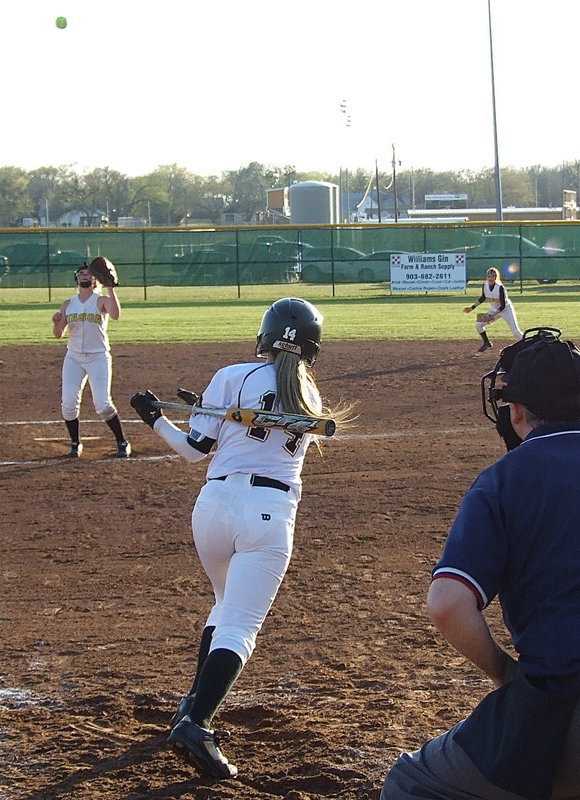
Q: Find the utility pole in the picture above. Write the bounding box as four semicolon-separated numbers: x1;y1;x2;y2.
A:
488;0;503;220
339;99;352;221
375;159;382;223
392;144;399;222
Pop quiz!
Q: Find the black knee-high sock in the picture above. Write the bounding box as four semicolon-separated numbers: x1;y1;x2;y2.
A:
65;418;80;443
105;414;125;442
188;625;215;696
480;330;491;345
186;648;243;729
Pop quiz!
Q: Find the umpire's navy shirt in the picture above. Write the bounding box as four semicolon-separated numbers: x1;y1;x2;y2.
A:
433;421;580;678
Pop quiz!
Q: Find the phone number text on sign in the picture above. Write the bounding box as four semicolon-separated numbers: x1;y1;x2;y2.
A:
390;253;466;292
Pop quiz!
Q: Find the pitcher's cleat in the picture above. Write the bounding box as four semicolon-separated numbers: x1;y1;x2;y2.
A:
67;441;83;458
167;719;238;779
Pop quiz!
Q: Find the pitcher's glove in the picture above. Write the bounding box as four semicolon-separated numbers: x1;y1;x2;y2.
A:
177;387;200;406
130;390;162;428
88;256;119;287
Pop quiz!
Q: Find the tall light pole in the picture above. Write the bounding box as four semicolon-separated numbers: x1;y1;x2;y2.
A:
488;0;503;220
340;99;352;221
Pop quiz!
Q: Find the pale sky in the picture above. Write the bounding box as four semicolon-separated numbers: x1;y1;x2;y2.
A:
3;1;578;178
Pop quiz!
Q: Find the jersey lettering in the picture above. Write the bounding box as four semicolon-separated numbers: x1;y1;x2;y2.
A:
247;391;276;441
67;312;103;324
247;389;304;455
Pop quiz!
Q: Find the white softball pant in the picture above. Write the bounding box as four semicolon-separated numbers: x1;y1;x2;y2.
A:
61;350;117;421
191;472;298;666
475;303;523;339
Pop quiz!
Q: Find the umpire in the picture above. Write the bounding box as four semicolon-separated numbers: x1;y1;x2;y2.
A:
381;328;580;800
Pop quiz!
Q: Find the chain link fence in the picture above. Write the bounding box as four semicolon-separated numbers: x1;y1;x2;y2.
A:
2;222;580;299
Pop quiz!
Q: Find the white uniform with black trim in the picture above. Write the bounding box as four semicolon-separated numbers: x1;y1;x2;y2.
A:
475;281;523;339
61;291;117;421
193;362;316;497
187;361;320;664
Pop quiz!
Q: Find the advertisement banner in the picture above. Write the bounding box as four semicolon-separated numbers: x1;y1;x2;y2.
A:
390;253;466;292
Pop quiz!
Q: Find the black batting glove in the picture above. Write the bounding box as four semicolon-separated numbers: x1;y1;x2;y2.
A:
130;390;163;429
176;387;199;406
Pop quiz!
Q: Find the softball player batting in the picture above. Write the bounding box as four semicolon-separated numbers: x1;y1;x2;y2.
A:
131;297;349;780
52;264;131;458
463;267;523;352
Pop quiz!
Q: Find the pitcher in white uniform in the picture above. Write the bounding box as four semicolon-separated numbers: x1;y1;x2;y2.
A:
463;267;523;353
130;297;350;780
52;264;131;458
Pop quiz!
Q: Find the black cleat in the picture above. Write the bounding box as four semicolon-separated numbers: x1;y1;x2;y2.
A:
67;441;83;458
169;694;195;729
115;440;131;458
477;341;493;353
167;719;238;780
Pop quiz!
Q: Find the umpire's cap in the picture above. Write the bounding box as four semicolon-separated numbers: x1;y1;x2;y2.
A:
501;334;580;420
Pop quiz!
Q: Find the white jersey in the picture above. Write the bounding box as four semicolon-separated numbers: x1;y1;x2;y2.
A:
189;361;321;498
483;281;511;313
65;292;110;355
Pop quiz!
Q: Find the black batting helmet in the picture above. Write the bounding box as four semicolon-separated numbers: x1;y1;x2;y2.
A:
256;297;323;365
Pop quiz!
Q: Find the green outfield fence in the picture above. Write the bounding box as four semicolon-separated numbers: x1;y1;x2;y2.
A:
2;221;580;300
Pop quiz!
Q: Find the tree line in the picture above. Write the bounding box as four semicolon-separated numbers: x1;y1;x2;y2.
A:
0;160;579;228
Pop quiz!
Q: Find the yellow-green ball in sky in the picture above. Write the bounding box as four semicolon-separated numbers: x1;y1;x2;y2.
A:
55;16;67;29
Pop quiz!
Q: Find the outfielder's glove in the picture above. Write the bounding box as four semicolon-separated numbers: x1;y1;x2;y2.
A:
176;387;200;406
477;313;495;323
88;256;119;287
130;390;162;428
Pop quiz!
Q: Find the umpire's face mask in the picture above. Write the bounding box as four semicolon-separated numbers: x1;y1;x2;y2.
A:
481;364;525;452
495;404;523;451
482;327;580;452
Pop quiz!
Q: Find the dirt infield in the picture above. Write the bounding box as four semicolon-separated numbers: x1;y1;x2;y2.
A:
0;339;512;800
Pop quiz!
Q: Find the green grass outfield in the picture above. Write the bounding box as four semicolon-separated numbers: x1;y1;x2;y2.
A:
2;282;580;345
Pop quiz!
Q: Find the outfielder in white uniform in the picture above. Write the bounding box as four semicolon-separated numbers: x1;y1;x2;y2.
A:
52;264;131;458
130;297;346;780
463;267;523;353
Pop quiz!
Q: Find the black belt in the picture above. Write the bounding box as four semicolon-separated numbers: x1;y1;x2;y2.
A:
211;474;289;492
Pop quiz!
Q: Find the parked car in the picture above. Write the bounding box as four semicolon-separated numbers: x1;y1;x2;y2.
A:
0;253;8;282
0;242;87;273
53;249;88;267
354;250;407;282
170;241;300;285
300;246;367;283
450;233;569;283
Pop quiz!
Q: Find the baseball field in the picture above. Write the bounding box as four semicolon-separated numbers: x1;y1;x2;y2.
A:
1;287;579;799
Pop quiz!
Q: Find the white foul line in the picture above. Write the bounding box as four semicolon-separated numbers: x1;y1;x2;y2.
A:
0;417;485;468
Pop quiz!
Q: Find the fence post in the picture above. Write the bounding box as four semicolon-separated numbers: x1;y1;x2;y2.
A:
141;230;147;301
235;228;241;299
517;225;523;293
330;226;336;297
45;230;52;302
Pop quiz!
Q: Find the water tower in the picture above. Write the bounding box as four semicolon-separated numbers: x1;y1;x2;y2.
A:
289;181;340;224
